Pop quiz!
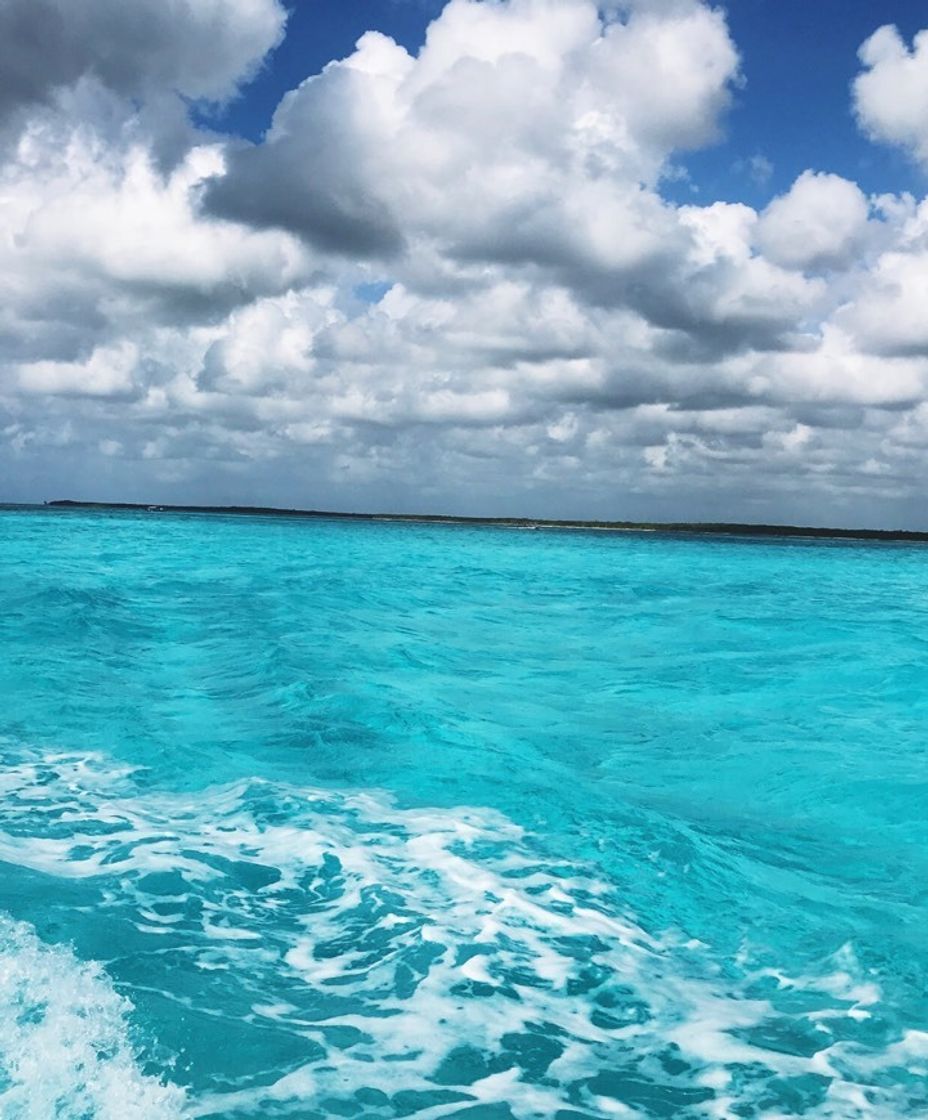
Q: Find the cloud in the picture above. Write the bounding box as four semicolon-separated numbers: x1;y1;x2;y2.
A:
836;196;928;358
3;1;928;527
206;0;740;269
733;153;773;187
0;88;311;376
17;342;140;399
204;0;819;359
0;0;286;125
853;25;928;166
754;171;871;271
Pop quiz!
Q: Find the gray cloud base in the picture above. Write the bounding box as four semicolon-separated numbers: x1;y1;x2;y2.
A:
0;0;285;119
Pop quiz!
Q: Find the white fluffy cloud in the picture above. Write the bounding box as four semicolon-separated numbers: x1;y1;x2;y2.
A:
207;0;739;260
3;0;928;527
853;25;928;166
0;85;310;382
754;171;871;271
836;196;928;358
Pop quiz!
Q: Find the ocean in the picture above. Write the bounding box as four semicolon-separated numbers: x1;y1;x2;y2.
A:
0;505;925;1118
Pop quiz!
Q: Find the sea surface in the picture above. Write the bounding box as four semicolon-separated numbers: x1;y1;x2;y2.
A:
0;506;925;1119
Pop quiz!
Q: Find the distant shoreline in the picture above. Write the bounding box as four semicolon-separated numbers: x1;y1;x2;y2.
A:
29;499;928;544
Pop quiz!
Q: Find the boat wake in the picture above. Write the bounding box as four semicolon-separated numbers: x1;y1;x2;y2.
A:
0;745;924;1118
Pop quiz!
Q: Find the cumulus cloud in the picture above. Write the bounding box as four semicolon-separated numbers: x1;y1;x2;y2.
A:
836;196;928;358
0;0;286;124
205;0;824;360
754;171;871;272
206;0;739;261
3;0;928;527
17;342;140;399
853;25;928;166
0;112;311;424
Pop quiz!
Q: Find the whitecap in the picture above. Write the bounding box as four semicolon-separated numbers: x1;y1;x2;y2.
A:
0;914;185;1119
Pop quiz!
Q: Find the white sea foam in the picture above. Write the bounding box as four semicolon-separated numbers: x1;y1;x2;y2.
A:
0;915;185;1119
0;745;922;1118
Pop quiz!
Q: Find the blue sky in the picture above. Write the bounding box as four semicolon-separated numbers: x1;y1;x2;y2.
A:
680;0;927;202
4;0;928;526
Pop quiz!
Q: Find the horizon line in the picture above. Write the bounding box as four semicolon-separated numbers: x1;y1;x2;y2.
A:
16;499;928;544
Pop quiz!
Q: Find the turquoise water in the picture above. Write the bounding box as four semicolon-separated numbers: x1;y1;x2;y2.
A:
0;506;926;1118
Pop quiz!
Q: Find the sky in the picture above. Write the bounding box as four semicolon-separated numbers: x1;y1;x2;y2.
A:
2;0;928;526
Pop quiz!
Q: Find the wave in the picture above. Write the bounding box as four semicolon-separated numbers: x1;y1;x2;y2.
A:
0;745;924;1118
0;914;185;1119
